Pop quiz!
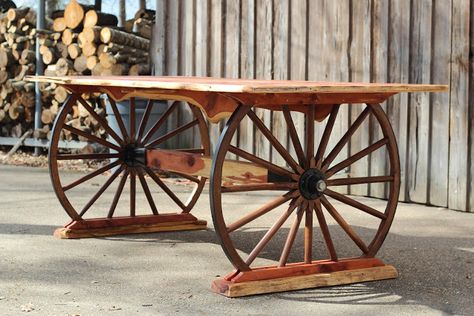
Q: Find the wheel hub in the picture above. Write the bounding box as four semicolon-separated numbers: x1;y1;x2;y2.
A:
298;168;326;200
122;144;146;167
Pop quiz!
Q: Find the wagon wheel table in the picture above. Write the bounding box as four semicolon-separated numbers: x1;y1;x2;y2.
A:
27;76;447;297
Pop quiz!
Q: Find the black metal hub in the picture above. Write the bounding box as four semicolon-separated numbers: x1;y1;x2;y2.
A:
298;168;327;200
122;144;146;167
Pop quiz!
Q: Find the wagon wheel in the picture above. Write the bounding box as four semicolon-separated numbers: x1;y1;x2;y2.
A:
49;94;209;222
210;103;400;271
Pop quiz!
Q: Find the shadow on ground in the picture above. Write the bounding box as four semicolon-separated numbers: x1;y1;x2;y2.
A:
1;221;471;315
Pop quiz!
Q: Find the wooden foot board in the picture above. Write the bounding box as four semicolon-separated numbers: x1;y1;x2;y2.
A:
211;258;398;297
54;213;207;239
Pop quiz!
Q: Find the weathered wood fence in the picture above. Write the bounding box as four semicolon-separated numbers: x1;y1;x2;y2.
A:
152;0;473;213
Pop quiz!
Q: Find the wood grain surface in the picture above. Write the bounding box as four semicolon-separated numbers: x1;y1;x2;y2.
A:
27;75;448;94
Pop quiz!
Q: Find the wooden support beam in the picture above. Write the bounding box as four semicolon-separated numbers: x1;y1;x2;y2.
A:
146;148;293;185
54;213;207;239
211;258;398;297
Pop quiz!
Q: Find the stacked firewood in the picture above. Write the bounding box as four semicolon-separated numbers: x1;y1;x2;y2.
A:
0;0;154;141
44;0;151;77
0;7;39;137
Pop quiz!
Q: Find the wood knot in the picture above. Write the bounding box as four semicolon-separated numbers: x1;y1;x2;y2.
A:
151;158;161;169
187;155;195;166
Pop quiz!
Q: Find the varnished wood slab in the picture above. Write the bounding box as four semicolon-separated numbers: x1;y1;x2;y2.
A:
54;213;207;239
26;76;448;122
211;264;398;298
27;75;448;94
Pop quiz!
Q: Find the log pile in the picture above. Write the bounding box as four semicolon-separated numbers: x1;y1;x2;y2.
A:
0;7;39;137
0;0;154;142
45;0;152;77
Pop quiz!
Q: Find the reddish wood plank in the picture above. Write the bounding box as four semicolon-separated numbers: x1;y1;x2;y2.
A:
212;264;398;297
146;148;271;184
225;257;386;283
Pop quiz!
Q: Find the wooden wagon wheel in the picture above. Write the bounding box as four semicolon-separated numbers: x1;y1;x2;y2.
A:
49;94;209;223
210;103;400;272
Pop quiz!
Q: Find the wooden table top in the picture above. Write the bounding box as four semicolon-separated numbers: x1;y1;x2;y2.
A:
28;76;448;94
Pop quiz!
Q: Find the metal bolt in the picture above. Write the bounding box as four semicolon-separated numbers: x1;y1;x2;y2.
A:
316;180;327;192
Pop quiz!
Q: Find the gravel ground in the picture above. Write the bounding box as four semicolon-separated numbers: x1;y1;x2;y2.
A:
0;164;473;315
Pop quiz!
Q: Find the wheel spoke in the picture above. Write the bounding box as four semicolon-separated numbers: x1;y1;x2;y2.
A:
146;119;199;148
168;170;201;183
77;96;124;146
56;153;121;160
221;182;298;193
305;105;315;168
313;200;338;261
325;138;388;176
107;169;129;218
322;106;371;170
282;106;306;167
320;196;369;254
79;165;124;217
247;110;303;174
130;168;136;216
144;166;187;211
278;203;305;267
62;124;122;152
142;101;179;144
315;105;340;168
137;169;159;215
327;175;394;186
129;97;136;141
175;148;206;154
324;189;387;220
228;145;296;180
304;200;313;263
137;99;154;142
63;160;122;191
245;198;300;266
107;96;129;142
227;191;298;233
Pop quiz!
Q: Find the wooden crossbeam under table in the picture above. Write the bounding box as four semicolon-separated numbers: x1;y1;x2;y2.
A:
145;148;295;185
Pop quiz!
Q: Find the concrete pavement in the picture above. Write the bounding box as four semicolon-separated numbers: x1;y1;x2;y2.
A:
0;164;473;315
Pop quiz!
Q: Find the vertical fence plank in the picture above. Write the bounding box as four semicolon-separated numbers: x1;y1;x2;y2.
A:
470;0;474;213
165;0;180;148
448;0;470;211
289;0;307;161
238;0;256;154
177;0;195;148
224;0;240;159
370;0;389;199
307;0;325;159
194;0;209;148
165;0;179;77
195;0;208;78
348;0;371;197
407;0;432;204
387;0;410;202
325;0;350;195
254;0;273;161
271;0;290;167
208;0;224;153
428;0;452;207
225;1;240;79
153;0;165;76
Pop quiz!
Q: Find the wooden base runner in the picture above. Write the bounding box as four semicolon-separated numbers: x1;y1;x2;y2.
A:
54;213;207;239
211;258;398;297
